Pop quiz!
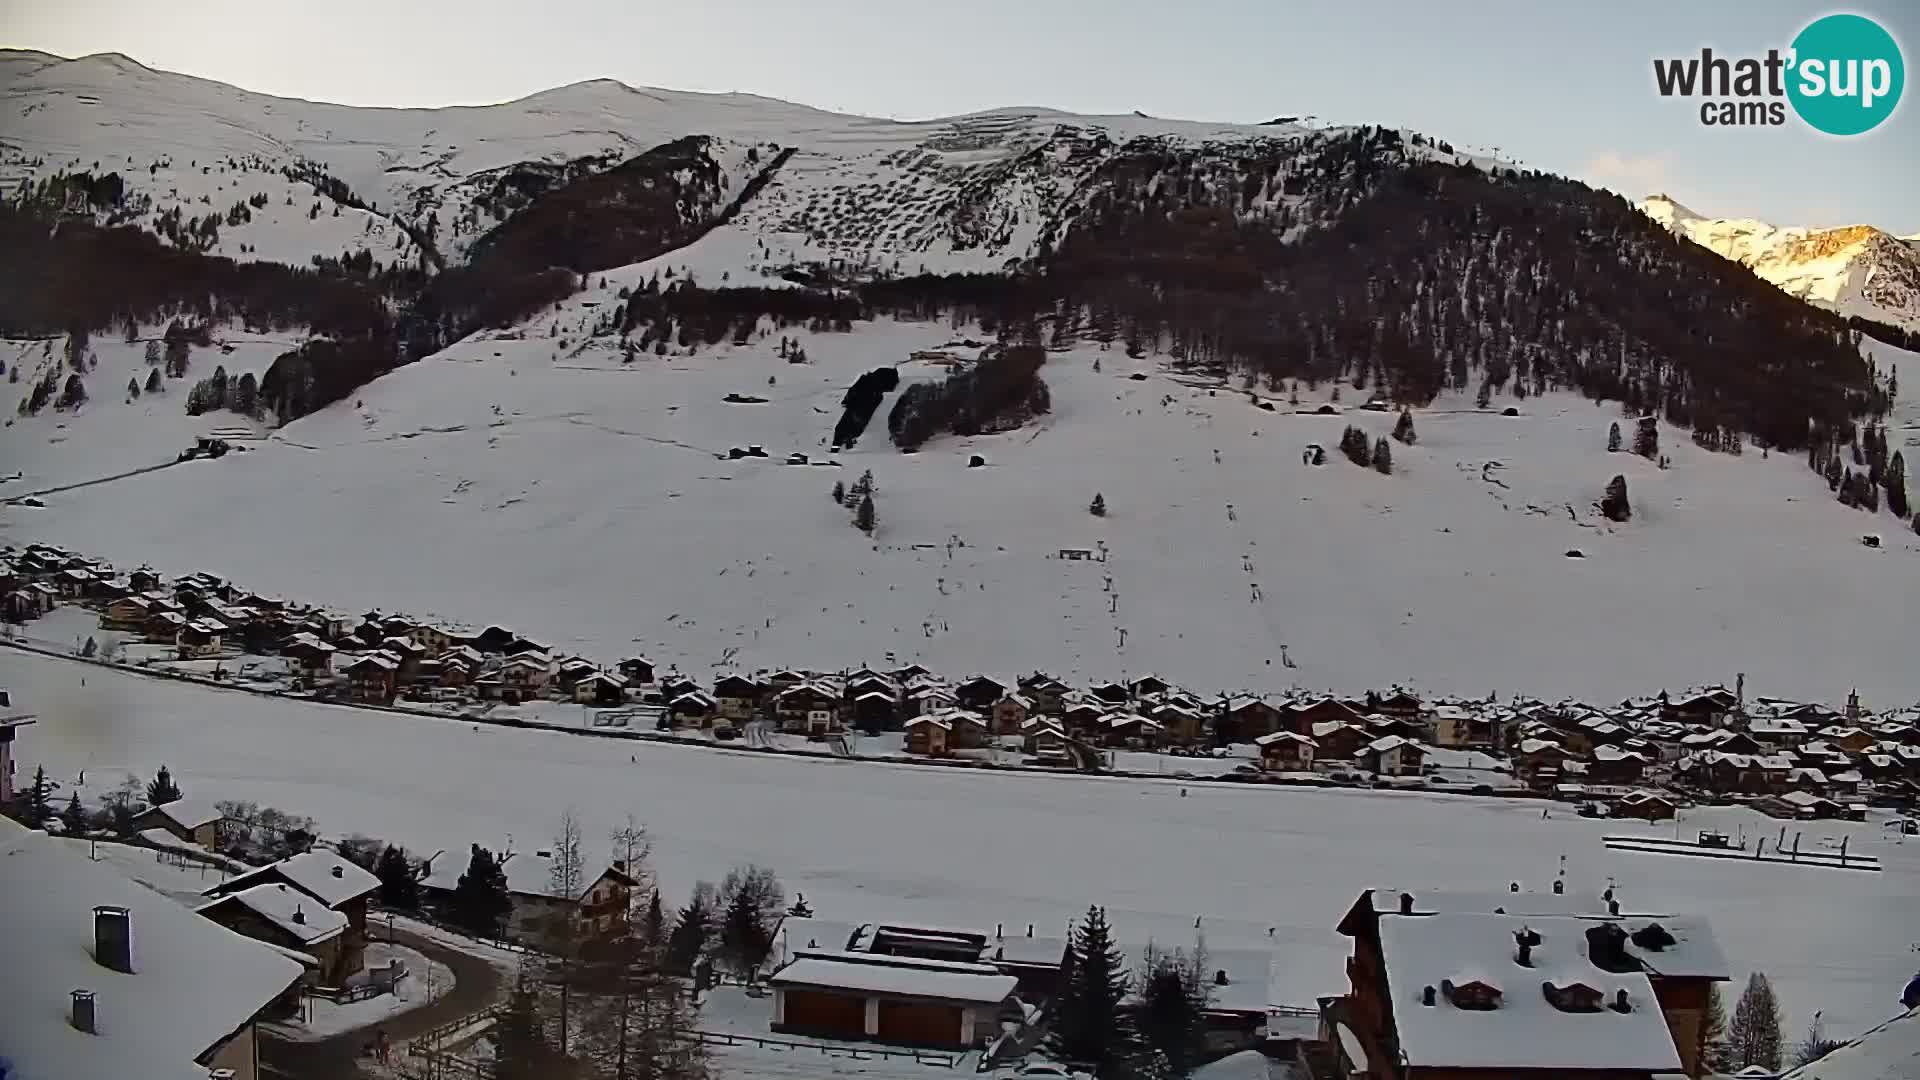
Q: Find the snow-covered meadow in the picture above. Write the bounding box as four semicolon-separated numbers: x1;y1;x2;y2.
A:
5;648;1917;1039
6;316;1915;706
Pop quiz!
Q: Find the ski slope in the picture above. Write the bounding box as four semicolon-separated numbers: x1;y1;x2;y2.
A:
4;647;1915;1039
4;317;1915;706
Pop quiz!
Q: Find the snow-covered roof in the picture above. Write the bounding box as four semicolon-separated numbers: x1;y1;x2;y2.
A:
1255;731;1316;746
146;798;224;831
210;849;379;908
905;713;953;731
770;950;1017;1004
1367;734;1414;753
199;882;348;945
1592;745;1647;763
0;821;303;1080
1377;912;1683;1072
1777;1005;1920;1079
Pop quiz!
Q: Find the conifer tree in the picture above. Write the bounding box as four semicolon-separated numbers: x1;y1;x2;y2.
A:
1371;437;1393;475
17;765;54;824
61;791;89;835
493;967;557;1080
665;883;715;975
1601;475;1631;522
1392;408;1416;445
855;493;876;534
1633;415;1659;460
1885;450;1908;519
1826;453;1844;490
127;376;140;400
1700;982;1729;1073
144;368;163;394
375;845;420;911
1607;421;1622;453
1048;906;1139;1074
447;845;513;938
1727;972;1784;1072
1137;940;1211;1077
642;890;666;951
145;765;182;806
831;480;845;505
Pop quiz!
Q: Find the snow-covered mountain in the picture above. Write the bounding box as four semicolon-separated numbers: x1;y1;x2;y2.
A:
0;49;1491;277
1641;193;1920;334
3;51;1913;706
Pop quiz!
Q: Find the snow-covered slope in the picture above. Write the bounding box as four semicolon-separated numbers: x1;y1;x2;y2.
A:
1641;194;1920;334
0;49;1491;275
7;316;1916;704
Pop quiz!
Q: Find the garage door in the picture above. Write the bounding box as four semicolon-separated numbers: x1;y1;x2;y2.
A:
876;999;962;1047
782;990;866;1037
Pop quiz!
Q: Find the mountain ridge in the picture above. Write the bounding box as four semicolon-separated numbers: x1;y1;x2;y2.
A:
1640;193;1920;335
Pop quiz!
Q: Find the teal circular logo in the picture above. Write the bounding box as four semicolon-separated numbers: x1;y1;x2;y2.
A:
1787;13;1904;135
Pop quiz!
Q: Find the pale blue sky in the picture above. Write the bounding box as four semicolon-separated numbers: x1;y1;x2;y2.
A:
4;0;1913;230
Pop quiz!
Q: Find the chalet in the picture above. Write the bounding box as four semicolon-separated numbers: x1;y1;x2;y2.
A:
775;683;844;734
573;671;629;705
1817;726;1877;753
853;689;902;732
1088;680;1131;706
197;883;350;984
102;595;152;630
126;567;162;592
1287;698;1369;737
1359;735;1424;777
669;690;720;728
1371;690;1425;720
954;675;1007;712
1129;673;1171;698
1515;737;1576;786
553;656;599;692
503;861;643;941
769;950;1016;1050
905;713;953;757
131;799;227;848
659;673;701;701
1430;704;1483;748
205;849;380;980
342;654;398;704
846;672;900;705
379;635;427;681
1022;719;1073;764
714;674;762;722
470;625;521;654
144;608;187;642
1745;716;1810;746
1312;722;1370;762
498;653;552;699
947;709;990;751
1256;731;1317;771
890;663;933;682
0;823;305;1080
1017;672;1071;715
402;624;456;656
1101;712;1165;748
765;669;811;692
176;620;224;659
1222;697;1287;742
1062;699;1108;736
1663;687;1740;727
1148;701;1205;745
52;566;95;598
1330;888;1728;1080
302;637;371;680
1588;745;1650;785
988;693;1030;736
1615;791;1678;822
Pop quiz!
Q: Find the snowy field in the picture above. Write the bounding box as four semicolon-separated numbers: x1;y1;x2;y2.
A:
5;649;1917;1040
5;316;1916;706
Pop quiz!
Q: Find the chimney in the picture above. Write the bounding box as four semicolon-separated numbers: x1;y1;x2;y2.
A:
613;859;626;874
1508;881;1520;893
1551;878;1564;895
1215;969;1230;986
292;906;306;926
1421;985;1437;1006
1608;898;1621;916
331;865;344;879
1398;892;1415;915
94;905;133;973
1611;988;1632;1014
71;989;96;1034
1515;941;1532;967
